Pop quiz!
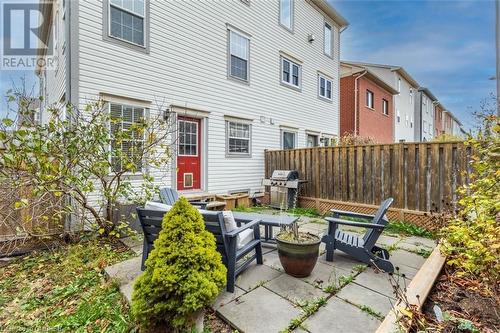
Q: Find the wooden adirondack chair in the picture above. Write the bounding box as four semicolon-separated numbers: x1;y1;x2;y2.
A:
159;187;208;209
136;207;263;292
321;198;395;273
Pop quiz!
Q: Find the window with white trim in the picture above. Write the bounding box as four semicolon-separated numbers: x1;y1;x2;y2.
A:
226;121;251;156
366;90;374;108
109;103;145;172
178;120;198;156
318;75;332;100
324;22;332;57
382;99;389;115
405;114;409;127
281;57;301;88
282;131;296;150
397;109;401;123
109;0;145;46
229;30;250;81
306;134;318;147
397;78;401;93
409;88;413;104
410;116;413;128
279;0;293;30
423;120;427;133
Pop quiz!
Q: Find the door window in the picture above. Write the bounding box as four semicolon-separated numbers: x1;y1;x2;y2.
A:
178;120;198;156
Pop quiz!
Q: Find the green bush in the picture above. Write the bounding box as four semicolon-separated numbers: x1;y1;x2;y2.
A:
131;197;227;330
440;114;500;283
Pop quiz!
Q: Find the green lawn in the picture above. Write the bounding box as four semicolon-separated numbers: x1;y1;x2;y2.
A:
0;239;135;332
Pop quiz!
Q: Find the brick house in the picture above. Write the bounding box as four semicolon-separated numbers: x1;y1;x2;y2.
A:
340;62;398;143
434;102;445;137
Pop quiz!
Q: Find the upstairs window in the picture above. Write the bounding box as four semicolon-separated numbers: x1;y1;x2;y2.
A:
109;103;145;172
366;90;374;109
409;88;413;104
282;131;296;150
396;109;401;123
410;116;413;128
397;78;401;93
324;23;332;57
109;0;146;46
226;121;251;156
423;120;427;133
279;0;293;30
382;99;389;115
281;57;301;89
318;75;332;100
228;30;250;82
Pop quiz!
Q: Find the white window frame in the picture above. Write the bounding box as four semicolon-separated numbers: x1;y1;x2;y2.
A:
409;88;413;104
306;134;319;148
397;78;401;93
108;102;146;174
324;22;332;57
397;109;401;123
382;99;389;115
282;130;296;150
178;120;199;157
281;56;301;89
423;120;427;133
228;28;250;82
226;121;252;157
279;0;294;31
366;90;374;109
318;74;333;101
405;114;409;127
108;0;146;47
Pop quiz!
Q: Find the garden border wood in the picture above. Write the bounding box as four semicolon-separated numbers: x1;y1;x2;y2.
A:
375;246;446;333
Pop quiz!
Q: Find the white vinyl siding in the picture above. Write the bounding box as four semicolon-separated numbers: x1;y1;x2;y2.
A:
109;103;145;172
281;57;301;89
226;121;251;156
279;0;293;31
228;30;250;82
109;0;146;46
55;0;341;202
324;22;332;57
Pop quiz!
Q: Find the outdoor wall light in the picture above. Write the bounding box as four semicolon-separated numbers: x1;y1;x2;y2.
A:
308;34;315;42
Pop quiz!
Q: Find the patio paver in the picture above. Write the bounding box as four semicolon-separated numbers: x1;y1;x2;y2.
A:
218;286;302;333
390;249;427;270
336;282;395;317
213;286;247;310
352;268;407;298
301;297;381;333
234;262;282;291
299;261;352;290
265;274;328;304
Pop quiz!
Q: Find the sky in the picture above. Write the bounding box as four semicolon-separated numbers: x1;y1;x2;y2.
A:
330;0;496;130
0;0;497;130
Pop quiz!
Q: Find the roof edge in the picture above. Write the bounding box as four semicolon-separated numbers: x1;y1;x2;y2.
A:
310;0;349;28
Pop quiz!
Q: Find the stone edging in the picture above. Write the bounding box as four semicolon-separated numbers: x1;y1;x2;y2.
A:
375;245;446;333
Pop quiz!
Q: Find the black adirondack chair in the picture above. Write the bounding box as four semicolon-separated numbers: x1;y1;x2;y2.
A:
321;198;395;273
136;207;263;292
159;187;208;209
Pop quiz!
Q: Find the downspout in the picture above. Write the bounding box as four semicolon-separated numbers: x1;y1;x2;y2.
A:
353;70;367;136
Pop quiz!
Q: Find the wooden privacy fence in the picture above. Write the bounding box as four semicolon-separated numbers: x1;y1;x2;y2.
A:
265;142;471;229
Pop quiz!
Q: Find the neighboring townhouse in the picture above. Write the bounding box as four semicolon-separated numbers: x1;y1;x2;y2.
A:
449;112;465;137
434;102;445;137
415;87;437;142
36;0;348;199
341;62;419;142
339;62;398;143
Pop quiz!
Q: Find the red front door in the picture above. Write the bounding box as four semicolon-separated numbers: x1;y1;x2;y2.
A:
177;117;201;191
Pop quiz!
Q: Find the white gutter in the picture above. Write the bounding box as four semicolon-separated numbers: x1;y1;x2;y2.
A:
353;70;368;135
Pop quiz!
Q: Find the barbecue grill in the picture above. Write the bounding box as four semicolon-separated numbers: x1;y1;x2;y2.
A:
262;170;305;210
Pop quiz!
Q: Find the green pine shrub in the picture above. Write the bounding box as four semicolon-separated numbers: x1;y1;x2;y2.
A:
131;197;227;331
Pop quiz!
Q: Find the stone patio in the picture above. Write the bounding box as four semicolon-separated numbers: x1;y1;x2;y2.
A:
105;216;436;333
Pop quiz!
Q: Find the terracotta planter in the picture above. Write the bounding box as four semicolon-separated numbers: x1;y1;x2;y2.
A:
276;233;321;278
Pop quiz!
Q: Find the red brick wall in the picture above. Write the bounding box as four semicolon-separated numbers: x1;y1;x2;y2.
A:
434;104;444;136
340;76;355;137
356;77;394;143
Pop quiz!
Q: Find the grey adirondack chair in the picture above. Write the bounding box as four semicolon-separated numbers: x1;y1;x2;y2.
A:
136;207;263;292
321;198;395;273
159;187;208;209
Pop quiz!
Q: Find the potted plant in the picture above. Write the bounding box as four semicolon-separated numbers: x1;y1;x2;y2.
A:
276;223;321;277
131;197;227;332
